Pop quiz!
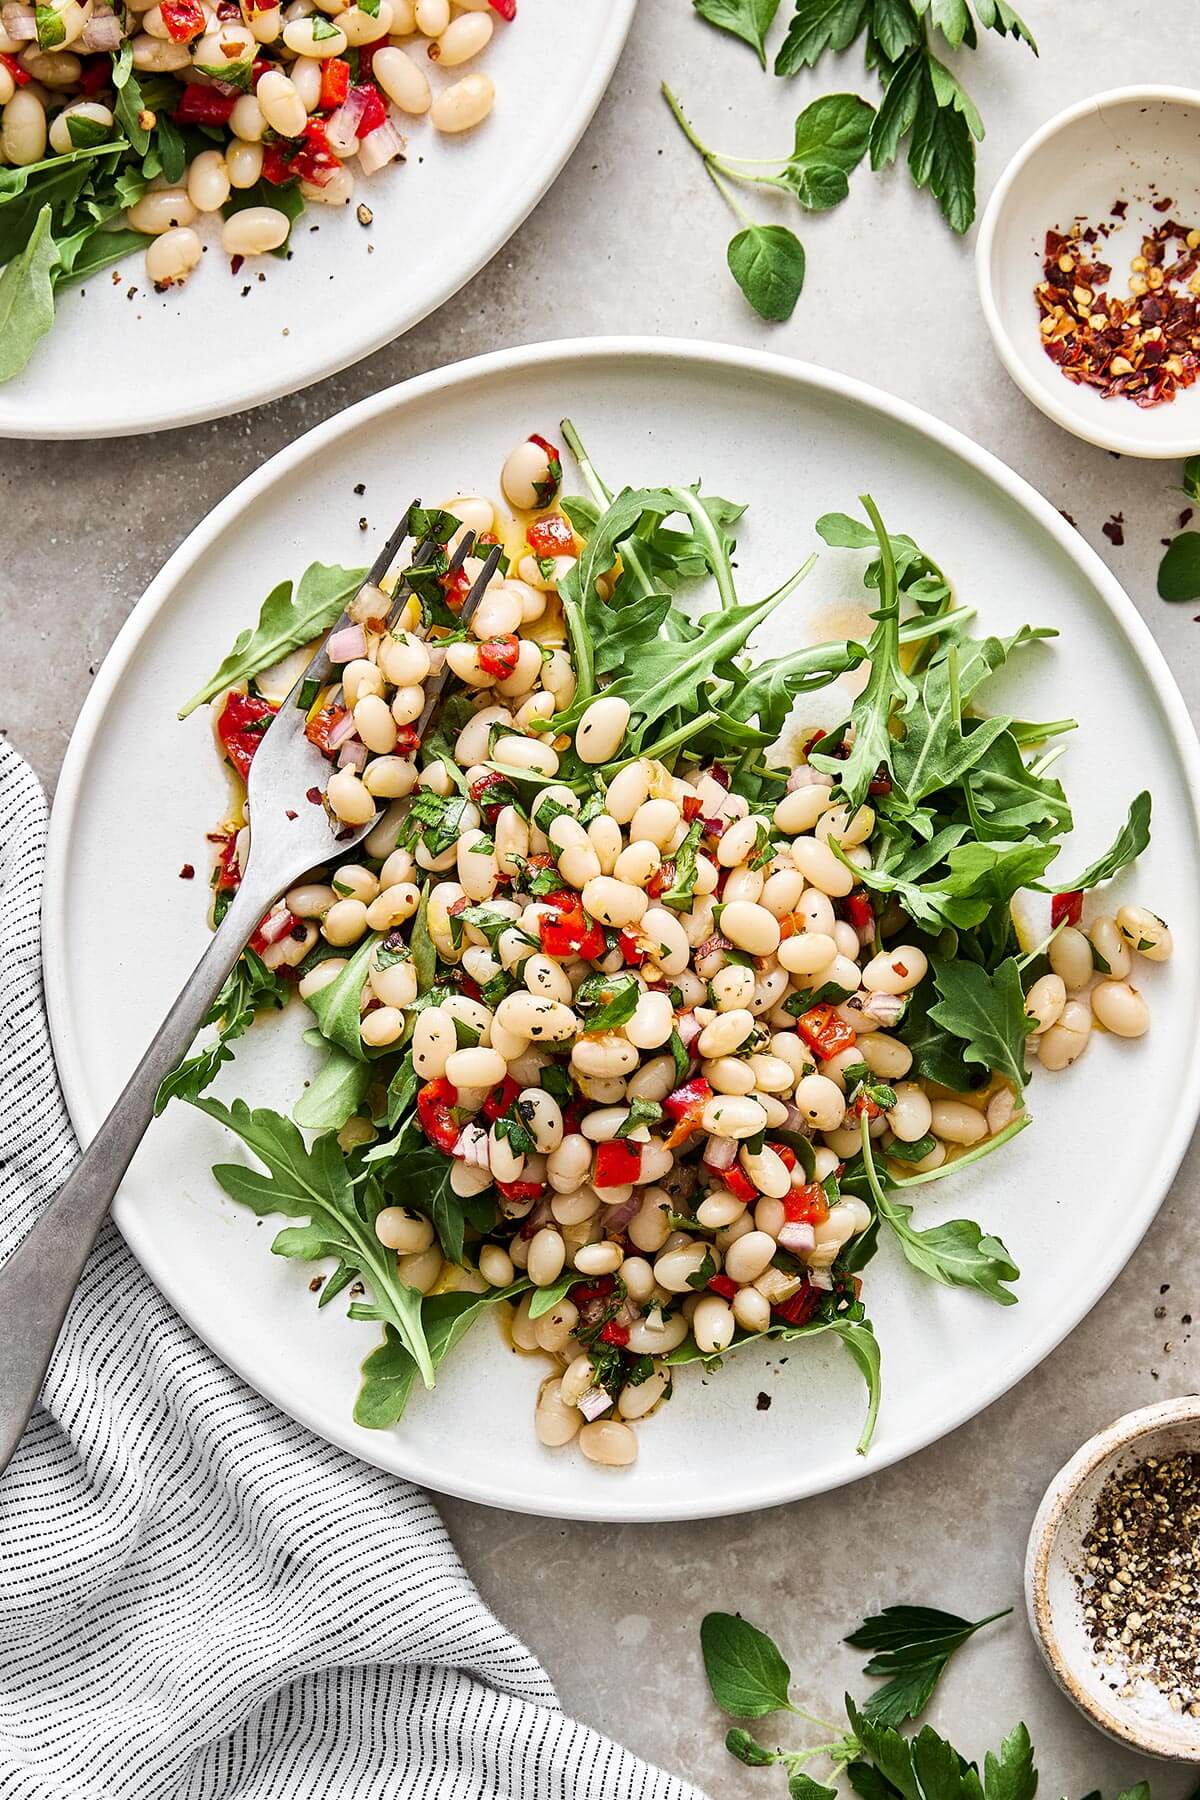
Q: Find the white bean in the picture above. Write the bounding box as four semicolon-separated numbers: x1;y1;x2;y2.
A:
145;226;202;286
1116;904;1172;962
575;696;630;766
929;1100;987;1146
1025;972;1066;1034
1088;915;1131;981
862;944;927;995
221;205;290;256
1048;925;1093;992
578;1420;638;1466
1091;980;1149;1038
429;70;494;131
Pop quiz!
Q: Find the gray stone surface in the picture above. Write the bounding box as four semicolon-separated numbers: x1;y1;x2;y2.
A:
3;2;1198;1793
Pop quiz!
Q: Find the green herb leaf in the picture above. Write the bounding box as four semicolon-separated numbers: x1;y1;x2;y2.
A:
927;955;1033;1094
354;1281;527;1427
410;884;437;993
789;1778;838;1800
724;1727;778;1767
305;932;379;1060
693;0;781;63
1051;790;1151;894
178;561;366;717
790;91;875;170
0;204;57;383
700;1611;794;1717
774;0;868;75
528;1271;578;1319
1157;532;1200;602
155;947;286;1112
847;1602;1011;1726
983;1722;1037;1800
575;970;642;1033
293;1040;371;1132
727;224;806;321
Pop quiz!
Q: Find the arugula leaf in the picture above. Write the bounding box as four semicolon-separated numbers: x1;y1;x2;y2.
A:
385;1050;419;1130
927;956;1033;1093
155;948;286;1113
811;495;915;807
410;884;437;992
859;1119;1019;1303
111;43;151;158
189;1096;436;1389
379;1124;474;1265
305;932;379;1059
727;224;806;320
293;1040;371;1132
1051;790;1151;894
847;1602;1011;1726
693;0;782;63
354;1281;528;1427
0;203;56;383
700;1612;794;1717
178;561;366;716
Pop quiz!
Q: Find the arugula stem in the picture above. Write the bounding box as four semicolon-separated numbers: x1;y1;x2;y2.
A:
1008;717;1077;746
1016;920;1065;971
1028;744;1068;780
560;415;657;606
624;710;720;771
666;484;740;609
888;1114;1031;1188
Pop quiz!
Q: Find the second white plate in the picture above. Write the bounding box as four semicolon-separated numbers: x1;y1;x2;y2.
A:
43;339;1200;1519
0;0;633;439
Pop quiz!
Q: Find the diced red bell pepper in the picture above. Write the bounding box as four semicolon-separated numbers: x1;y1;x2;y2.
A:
529;432;559;464
681;793;703;821
174;83;238;124
770;1142;797;1172
0;51;32;84
160;0;205;40
525;513;574;560
216;690;278;783
616;930;645;967
469;769;513;822
1051;889;1083;929
213;833;242;891
482;1075;522;1122
77;56;110;92
394;724;420;757
290;116;339;185
538;894;605;961
350;81;386;137
850;1092;883;1121
594;1139;643;1188
707;1160;757;1206
318;55;350;110
706;1273;737;1301
844;892;873;932
599;1320;630;1346
495;1177;545;1203
417;1077;460;1154
868;773;893;797
795;1003;857;1061
783;1180;830;1226
304;700;348;756
261;141;298;186
645;860;674;901
561;1098;588;1136
569;1277;615;1306
477;634;520;679
489;0;516;16
664;1077;714;1120
772;1285;821;1328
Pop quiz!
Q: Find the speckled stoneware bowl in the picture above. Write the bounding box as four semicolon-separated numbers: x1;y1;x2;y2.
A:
1025;1396;1200;1761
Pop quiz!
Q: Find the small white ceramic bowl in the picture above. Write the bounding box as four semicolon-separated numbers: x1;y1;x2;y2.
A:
977;86;1200;458
1025;1396;1200;1761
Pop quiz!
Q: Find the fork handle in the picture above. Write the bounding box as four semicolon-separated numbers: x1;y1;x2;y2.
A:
0;877;276;1478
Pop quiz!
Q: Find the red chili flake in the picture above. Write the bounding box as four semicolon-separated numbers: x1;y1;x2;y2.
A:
215;690;278;782
1180;508;1194;529
230;254;245;277
771;1286;821;1328
681;793;703;821
1103;513;1125;546
1051;889;1083;929
1036;212;1200;409
306;786;322;805
179;863;195;880
1112;199;1128;220
1153;195;1175;214
892;960;908;977
570;1277;615;1306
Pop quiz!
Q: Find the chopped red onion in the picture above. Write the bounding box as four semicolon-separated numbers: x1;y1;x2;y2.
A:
453;1123;489;1168
577;1387;613;1422
2;4;36;37
425;642;447;675
675;1011;702;1049
326;87;369;156
787;764;834;792
704;1135;737;1172
808;1267;834;1291
326;622;366;663
80;8;121;47
862;991;905;1026
326;709;358;752
601;1195;639;1233
358;113;405;176
336;740;369;772
778;1221;815;1254
778;1102;805;1132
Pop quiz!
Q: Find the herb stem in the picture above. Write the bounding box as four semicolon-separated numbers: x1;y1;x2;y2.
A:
560;415;657;606
888;1113;1031;1188
660;80;708;158
625;709;720;771
661;83;755;229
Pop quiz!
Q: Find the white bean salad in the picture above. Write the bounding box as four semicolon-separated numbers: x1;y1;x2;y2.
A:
0;0;509;377
171;422;1170;1469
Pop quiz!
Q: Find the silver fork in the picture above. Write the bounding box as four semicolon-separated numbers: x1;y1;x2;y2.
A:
0;507;501;1478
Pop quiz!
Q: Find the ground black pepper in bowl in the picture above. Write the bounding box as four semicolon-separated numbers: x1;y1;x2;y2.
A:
1077;1451;1200;1716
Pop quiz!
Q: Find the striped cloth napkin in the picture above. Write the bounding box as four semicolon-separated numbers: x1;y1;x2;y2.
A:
0;743;705;1800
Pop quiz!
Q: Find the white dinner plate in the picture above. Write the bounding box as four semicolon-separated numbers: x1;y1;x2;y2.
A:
0;1;633;440
43;339;1200;1521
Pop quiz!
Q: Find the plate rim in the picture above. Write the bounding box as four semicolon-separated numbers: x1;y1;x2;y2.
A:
0;3;636;442
42;335;1200;1520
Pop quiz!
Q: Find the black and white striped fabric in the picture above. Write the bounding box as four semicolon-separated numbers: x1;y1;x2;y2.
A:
0;744;706;1800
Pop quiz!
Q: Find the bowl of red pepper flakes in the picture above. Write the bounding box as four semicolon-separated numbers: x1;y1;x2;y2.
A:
977;85;1200;458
